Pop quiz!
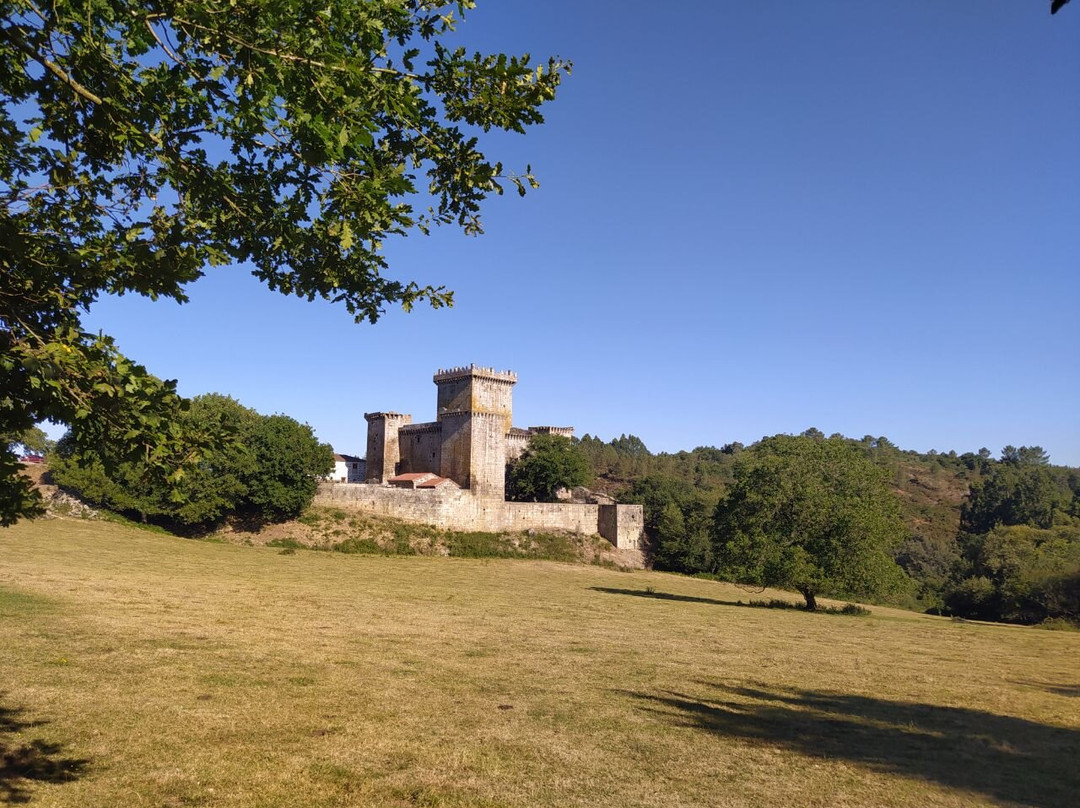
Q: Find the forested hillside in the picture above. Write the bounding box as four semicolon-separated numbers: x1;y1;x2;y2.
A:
579;432;1080;625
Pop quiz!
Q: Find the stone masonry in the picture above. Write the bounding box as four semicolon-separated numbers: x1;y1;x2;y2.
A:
323;365;644;550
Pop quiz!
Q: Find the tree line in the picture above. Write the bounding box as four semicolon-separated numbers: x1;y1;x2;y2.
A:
578;431;1079;625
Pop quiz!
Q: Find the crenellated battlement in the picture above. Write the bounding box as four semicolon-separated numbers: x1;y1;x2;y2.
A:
528;426;575;437
433;364;517;385
440;410;506;421
364;411;410;421
399;421;441;435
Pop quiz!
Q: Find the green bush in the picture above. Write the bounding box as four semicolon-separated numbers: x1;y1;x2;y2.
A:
51;394;333;529
445;531;518;559
746;599;870;616
333;538;388;556
266;538;305;550
943;576;999;621
524;532;579;562
1036;617;1079;632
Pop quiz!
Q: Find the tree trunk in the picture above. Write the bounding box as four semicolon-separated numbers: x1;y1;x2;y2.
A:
800;588;818;611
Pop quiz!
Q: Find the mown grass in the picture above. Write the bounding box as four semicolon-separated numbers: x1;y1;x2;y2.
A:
1;517;1077;807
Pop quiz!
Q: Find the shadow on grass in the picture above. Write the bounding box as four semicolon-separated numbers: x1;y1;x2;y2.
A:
588;586;743;607
1009;679;1080;698
1;698;88;804
621;682;1079;808
589;587;870;615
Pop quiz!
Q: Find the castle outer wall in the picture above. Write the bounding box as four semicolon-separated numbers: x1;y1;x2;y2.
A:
315;483;644;551
351;364;644;551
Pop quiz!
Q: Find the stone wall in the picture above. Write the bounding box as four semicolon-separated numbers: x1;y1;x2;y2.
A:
498;501;600;535
315;483;645;550
529;426;574;439
468;411;507;500
506;431;530;461
317;481;473;525
437;412;472;489
599;504;644;550
398;421;442;475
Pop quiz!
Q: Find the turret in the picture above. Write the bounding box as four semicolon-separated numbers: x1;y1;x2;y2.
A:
364;412;412;483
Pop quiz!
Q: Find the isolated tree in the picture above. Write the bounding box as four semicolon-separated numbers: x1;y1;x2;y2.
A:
0;1;569;523
507;434;589;503
712;435;907;610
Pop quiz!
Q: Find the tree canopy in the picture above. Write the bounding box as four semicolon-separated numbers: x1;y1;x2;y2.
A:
50;392;333;526
507;434;589;503
1;1;569;524
711;435;907;610
960;453;1064;534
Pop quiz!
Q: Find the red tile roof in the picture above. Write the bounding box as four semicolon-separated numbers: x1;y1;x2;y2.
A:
417;476;458;489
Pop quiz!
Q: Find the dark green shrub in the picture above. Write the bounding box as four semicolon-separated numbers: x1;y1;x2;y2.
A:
266;538;305;550
944;576;999;620
333;538;387;555
445;531;517;559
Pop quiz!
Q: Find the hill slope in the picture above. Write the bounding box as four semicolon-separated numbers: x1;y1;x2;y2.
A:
1;517;1077;807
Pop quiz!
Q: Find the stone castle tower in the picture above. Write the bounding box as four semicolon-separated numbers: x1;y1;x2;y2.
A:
365;365;532;500
433;366;517;499
364;411;411;484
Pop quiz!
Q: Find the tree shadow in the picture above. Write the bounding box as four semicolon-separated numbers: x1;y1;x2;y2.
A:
1008;679;1080;698
588;586;743;607
621;681;1079;808
0;698;88;804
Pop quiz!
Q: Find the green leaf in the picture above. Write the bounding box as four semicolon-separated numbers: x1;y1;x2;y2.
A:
340;221;354;251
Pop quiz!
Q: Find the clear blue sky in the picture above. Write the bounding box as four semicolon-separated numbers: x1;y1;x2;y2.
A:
80;1;1080;465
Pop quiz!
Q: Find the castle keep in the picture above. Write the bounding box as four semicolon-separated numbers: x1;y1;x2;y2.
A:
318;365;643;550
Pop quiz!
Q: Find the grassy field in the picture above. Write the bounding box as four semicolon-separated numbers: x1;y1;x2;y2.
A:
1;517;1077;808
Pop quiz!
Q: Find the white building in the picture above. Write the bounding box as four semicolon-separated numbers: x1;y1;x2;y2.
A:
330;453;365;483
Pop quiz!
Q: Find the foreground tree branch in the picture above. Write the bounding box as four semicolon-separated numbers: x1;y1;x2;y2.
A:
0;0;570;523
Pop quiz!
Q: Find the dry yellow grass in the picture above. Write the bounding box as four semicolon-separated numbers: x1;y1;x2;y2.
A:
1;517;1077;807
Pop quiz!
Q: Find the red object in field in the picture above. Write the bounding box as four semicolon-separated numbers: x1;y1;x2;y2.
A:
20;454;44;464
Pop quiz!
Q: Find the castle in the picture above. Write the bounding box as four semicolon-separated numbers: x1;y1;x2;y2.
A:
316;365;644;550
